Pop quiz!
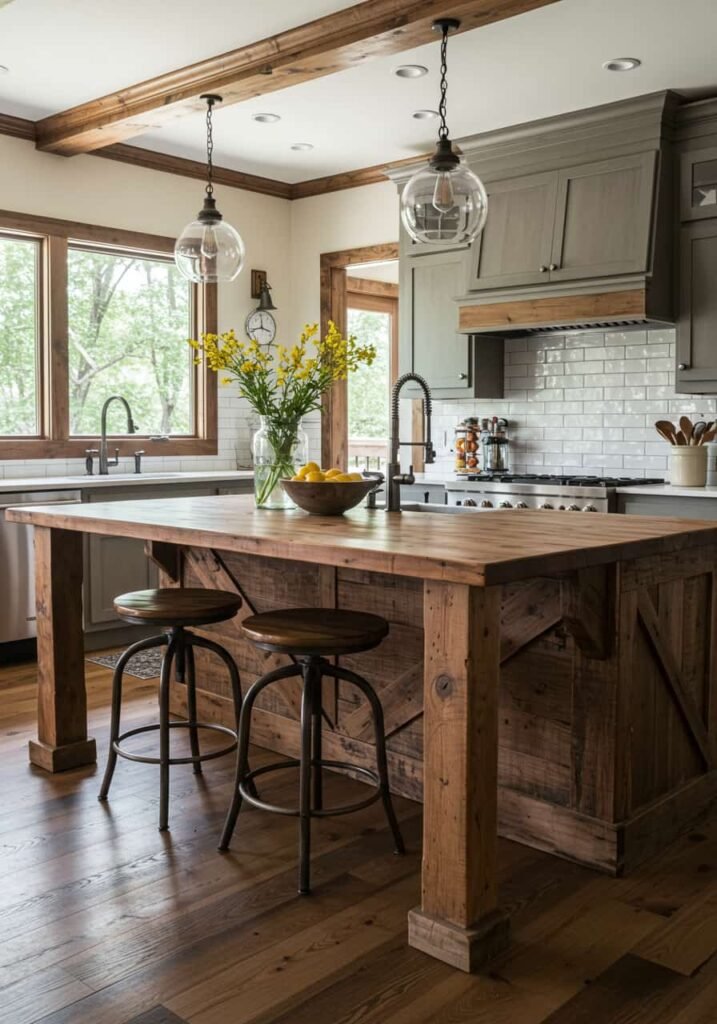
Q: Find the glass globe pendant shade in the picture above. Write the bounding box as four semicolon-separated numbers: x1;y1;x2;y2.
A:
174;196;245;284
401;139;488;246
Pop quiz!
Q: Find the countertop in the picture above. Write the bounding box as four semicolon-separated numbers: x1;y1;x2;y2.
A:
9;494;717;588
0;470;253;495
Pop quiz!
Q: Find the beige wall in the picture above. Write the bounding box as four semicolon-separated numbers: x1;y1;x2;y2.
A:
288;181;399;342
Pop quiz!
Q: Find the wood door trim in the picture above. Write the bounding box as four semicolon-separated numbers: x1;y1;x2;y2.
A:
34;1;559;156
320;242;399;469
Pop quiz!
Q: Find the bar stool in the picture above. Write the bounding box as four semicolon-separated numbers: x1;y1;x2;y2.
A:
218;607;405;894
99;588;244;832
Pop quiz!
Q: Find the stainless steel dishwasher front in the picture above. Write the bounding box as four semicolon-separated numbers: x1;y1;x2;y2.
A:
0;490;81;644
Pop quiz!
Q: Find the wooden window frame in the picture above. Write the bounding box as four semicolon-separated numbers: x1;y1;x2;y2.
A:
0;209;217;460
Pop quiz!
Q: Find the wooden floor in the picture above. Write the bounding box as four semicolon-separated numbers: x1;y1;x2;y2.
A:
1;658;716;1024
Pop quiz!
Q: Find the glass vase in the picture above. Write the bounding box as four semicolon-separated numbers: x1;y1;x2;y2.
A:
252;416;309;509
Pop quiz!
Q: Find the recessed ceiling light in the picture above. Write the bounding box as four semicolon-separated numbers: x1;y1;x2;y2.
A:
291;143;314;152
394;64;428;79
412;109;439;120
252;112;281;123
603;57;641;72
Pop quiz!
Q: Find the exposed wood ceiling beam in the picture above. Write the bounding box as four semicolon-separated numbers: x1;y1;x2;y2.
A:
34;0;559;156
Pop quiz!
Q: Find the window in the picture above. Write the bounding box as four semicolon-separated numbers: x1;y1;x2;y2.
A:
0;234;40;437
0;211;217;459
67;247;193;437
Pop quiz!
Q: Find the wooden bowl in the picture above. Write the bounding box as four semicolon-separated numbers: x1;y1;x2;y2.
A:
281;478;377;515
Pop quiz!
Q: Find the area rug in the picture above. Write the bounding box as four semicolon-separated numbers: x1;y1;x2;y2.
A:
86;648;164;680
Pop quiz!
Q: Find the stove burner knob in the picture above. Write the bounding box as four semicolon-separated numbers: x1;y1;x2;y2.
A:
539;502;554;510
498;500;513;508
566;504;580;511
463;498;477;507
582;504;598;512
515;501;529;509
480;500;493;508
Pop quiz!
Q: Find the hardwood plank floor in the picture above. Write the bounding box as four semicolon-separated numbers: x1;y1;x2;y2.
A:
0;656;715;1024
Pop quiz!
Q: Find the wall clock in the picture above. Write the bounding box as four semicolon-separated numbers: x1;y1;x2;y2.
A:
245;309;276;345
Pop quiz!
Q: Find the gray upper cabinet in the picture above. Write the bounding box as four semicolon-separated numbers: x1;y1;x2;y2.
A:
400;249;503;399
402;250;471;393
467;152;657;291
681;146;717;222
469;171;558;290
676;219;717;393
549;152;657;282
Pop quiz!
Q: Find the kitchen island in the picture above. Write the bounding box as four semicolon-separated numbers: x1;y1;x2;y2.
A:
9;496;717;972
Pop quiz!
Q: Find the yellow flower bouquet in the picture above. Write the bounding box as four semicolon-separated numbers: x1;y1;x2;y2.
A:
189;321;375;507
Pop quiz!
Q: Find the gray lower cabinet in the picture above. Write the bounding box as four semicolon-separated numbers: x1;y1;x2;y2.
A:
83;480;252;633
676;219;717;393
470;171;558;290
468;151;657;291
400;249;503;399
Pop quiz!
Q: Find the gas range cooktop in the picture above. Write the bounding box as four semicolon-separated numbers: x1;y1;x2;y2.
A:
460;474;665;488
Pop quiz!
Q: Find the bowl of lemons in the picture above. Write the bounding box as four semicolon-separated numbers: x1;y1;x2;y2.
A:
282;463;378;515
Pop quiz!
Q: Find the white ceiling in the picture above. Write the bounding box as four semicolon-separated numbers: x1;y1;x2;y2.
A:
2;0;717;182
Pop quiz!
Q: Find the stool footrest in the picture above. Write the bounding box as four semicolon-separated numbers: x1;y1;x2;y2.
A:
238;758;381;818
114;721;237;766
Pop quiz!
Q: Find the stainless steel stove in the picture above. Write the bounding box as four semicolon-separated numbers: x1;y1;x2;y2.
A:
445;474;665;513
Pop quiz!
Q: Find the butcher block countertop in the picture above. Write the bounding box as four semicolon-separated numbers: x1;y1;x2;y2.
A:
8;493;717;586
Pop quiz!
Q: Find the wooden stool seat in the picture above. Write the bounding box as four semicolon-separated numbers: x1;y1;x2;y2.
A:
113;588;242;628
240;608;389;656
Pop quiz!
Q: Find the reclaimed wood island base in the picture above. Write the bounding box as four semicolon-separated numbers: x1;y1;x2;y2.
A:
9;496;717;973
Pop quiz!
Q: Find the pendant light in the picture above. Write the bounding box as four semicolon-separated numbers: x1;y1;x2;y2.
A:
174;95;245;283
401;18;488;247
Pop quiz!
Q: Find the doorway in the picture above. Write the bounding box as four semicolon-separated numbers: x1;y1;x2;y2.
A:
319;242;398;471
345;261;398;473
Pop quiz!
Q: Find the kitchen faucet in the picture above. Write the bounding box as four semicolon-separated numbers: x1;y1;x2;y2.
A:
98;396;137;474
385;372;435;512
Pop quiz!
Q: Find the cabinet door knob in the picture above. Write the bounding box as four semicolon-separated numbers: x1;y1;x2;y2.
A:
539;265;548;272
678;363;689;371
458;372;467;380
549;263;558;271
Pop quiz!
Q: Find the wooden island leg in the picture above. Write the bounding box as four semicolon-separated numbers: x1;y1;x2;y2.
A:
29;527;96;772
408;580;509;972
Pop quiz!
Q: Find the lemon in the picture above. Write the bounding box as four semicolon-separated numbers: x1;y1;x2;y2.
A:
302;462;320;475
306;471;325;482
290;474;304;481
347;472;364;482
324;468;343;479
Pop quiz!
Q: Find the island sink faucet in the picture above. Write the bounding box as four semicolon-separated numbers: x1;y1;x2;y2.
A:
385;372;435;512
98;395;137;474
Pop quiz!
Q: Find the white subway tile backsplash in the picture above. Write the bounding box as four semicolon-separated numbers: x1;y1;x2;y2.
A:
433;326;711;479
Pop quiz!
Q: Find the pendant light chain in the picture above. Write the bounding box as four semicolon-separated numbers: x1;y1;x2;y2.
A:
205;99;215;198
438;24;449;141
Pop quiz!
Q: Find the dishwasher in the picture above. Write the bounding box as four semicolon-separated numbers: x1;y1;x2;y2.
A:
0;490;81;645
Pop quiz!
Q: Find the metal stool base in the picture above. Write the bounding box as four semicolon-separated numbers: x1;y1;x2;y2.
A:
219;654;405;895
238;758;381;817
98;624;243;832
112;721;237;767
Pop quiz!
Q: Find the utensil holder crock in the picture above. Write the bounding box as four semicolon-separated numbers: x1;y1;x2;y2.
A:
670;445;707;487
